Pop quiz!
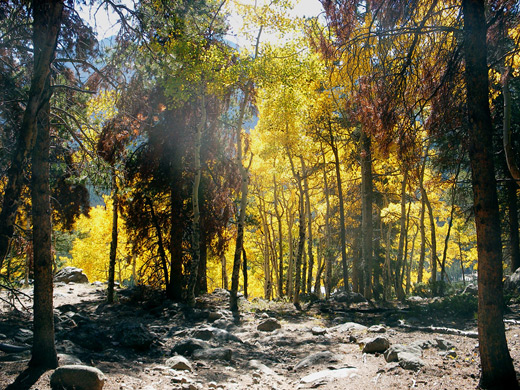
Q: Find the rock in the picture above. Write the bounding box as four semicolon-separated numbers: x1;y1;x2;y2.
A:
406;296;425;303
172;339;210;356
166;356;193;371
192;326;242;343
257;318;281;332
505;268;520;293
57;353;83;365
14;328;33;343
440;350;457;358
50;365;105;390
66;322;108;351
335;322;367;332
293;351;338;371
360;336;390;353
435;338;455;350
54;267;89;284
300;367;358;384
384;344;422;363
192;347;232;361
398;352;425;371
248;360;277;376
311;327;327;336
91;281;104;287
410;339;435;350
368;325;387;333
207;312;223;322
115;322;155;350
332;291;367;304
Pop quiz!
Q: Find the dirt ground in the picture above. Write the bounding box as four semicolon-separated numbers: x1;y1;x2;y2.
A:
1;282;520;390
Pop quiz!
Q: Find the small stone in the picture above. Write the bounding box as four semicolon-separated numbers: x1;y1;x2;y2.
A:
166;356;194;371
294;351;338;371
311;327;327;336
360;337;390;353
435;338;455;351
384;344;422;363
257;318;281;332
368;325;387;333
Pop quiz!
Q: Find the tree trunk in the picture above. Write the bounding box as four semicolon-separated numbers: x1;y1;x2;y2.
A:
187;94;205;306
507;180;520;272
360;130;373;299
242;247;248;299
230;84;252;312
221;252;228;289
303;158;314;294
463;1;518;387
197;229;208;295
322;149;333;299
422;186;437;293
288;152;306;307
107;170;118;303
417;150;428;285
146;197;169;289
0;0;63;270
329;124;349;291
29;88;58;369
169;184;184;301
395;166;408;300
274;174;284;297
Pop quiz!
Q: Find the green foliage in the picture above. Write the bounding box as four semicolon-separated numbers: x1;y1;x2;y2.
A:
427;293;479;317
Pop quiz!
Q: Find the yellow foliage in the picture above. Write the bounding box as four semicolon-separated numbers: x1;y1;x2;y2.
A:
66;196;133;283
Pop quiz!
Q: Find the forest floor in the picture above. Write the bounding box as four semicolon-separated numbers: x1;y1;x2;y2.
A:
1;282;520;390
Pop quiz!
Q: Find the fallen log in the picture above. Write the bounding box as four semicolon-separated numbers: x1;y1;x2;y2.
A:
0;343;31;353
397;320;478;338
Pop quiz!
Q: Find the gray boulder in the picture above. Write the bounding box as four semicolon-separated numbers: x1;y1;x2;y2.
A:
335;322;367;332
50;365;105;390
192;326;242;343
398;352;425;370
172;338;210;356
435;338;456;351
505;268;520;293
257;318;281;332
192;347;232;361
360;336;390;353
293;351;338;371
332;291;367;304
384;344;422;363
54;267;89;284
115;322;155;350
368;325;386;333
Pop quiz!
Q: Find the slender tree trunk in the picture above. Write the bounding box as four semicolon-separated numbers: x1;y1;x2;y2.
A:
230;84;252;312
360;130;373;298
242;247;248;299
287;207;295;300
507;180;520;272
463;1;518;387
187;94;205;306
417;150;428;285
30;89;58;369
169;183;184;300
395;166;408;300
107;170;118;303
274;174;284;297
302;158;314;294
329;123;349;291
146;197;169;289
440;165;461;294
221;252;228;289
322;149;333;299
288;152;306;307
422;187;437;292
406;228;417;295
0;0;63;270
197;229;208;295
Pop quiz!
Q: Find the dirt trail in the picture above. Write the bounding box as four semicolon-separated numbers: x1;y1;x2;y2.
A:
1;283;520;389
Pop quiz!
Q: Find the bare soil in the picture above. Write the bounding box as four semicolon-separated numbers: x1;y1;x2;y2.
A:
1;283;520;390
